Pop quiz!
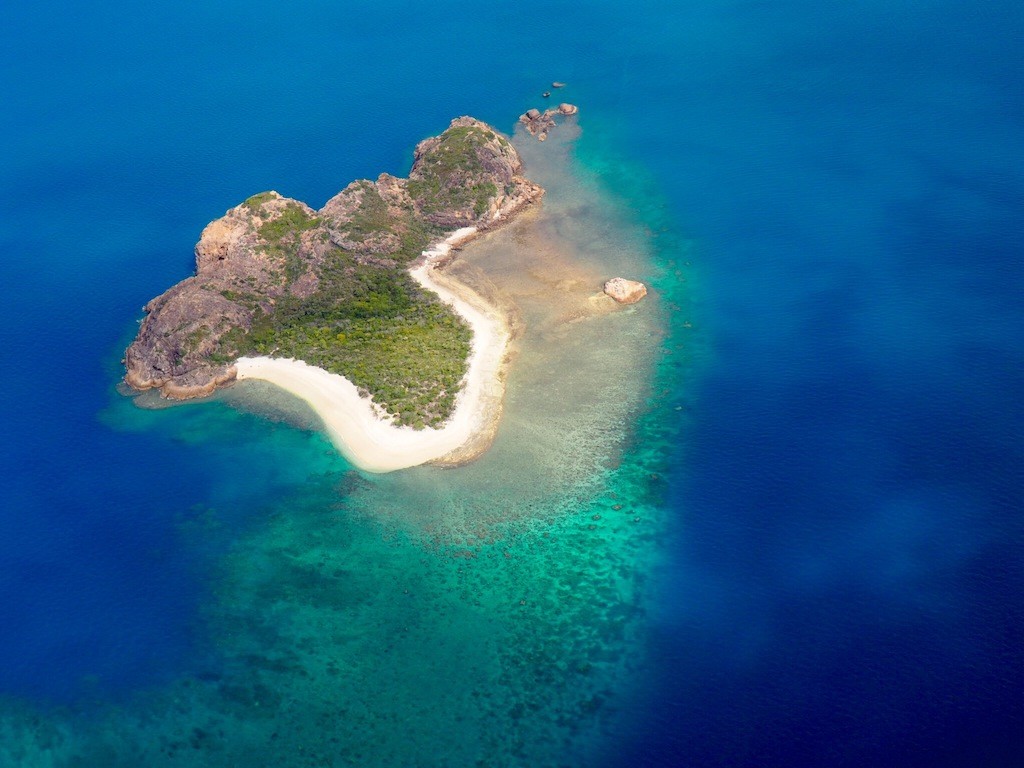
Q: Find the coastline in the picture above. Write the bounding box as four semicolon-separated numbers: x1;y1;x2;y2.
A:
235;226;512;473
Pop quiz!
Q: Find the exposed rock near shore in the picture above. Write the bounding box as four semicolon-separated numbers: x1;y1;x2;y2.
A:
124;117;543;400
603;278;648;304
519;104;580;141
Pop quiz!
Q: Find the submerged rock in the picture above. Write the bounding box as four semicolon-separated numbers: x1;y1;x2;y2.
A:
603;278;648;304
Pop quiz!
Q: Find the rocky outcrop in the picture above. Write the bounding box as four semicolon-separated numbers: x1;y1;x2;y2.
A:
123;194;309;397
603;278;648;304
409;117;542;228
518;104;580;141
124;117;544;400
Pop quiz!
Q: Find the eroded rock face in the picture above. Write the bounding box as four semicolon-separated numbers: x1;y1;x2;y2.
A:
603;278;648;304
123;117;544;400
124;193;309;397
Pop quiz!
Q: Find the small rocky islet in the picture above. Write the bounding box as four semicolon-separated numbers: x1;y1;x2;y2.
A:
519;102;579;142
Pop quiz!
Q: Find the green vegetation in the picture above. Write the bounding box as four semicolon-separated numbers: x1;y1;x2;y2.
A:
334;182;442;264
407;126;499;217
181;325;209;355
340;182;390;243
204;126;509;427
174;325;211;365
243;191;277;211
216;244;471;428
257;202;321;282
259;202;320;242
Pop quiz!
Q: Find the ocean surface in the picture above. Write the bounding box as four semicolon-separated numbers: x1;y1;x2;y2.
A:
2;1;1021;766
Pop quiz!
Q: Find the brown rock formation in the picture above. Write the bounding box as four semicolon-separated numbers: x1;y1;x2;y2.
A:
603;278;648;304
518;104;580;141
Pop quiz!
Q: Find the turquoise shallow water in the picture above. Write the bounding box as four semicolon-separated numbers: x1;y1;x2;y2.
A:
2;130;685;764
1;74;688;765
3;0;1022;766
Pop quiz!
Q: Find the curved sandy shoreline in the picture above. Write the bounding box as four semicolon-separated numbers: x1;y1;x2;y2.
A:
235;227;511;473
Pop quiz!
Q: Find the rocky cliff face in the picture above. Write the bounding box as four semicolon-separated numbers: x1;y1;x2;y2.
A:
124;118;543;400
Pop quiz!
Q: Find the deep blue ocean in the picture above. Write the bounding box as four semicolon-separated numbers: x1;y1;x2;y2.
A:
2;1;1021;766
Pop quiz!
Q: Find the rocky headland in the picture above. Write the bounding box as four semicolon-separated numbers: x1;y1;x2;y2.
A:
124;117;543;426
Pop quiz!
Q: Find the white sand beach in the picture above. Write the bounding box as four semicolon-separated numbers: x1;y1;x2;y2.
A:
235;227;511;473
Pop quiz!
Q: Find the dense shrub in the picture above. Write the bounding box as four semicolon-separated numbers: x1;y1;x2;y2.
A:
217;246;471;428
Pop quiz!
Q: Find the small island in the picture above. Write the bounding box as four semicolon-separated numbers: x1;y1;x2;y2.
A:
124;113;643;472
125;118;543;471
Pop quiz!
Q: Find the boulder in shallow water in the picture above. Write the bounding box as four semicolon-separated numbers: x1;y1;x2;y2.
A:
603;277;648;304
558;103;578;115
